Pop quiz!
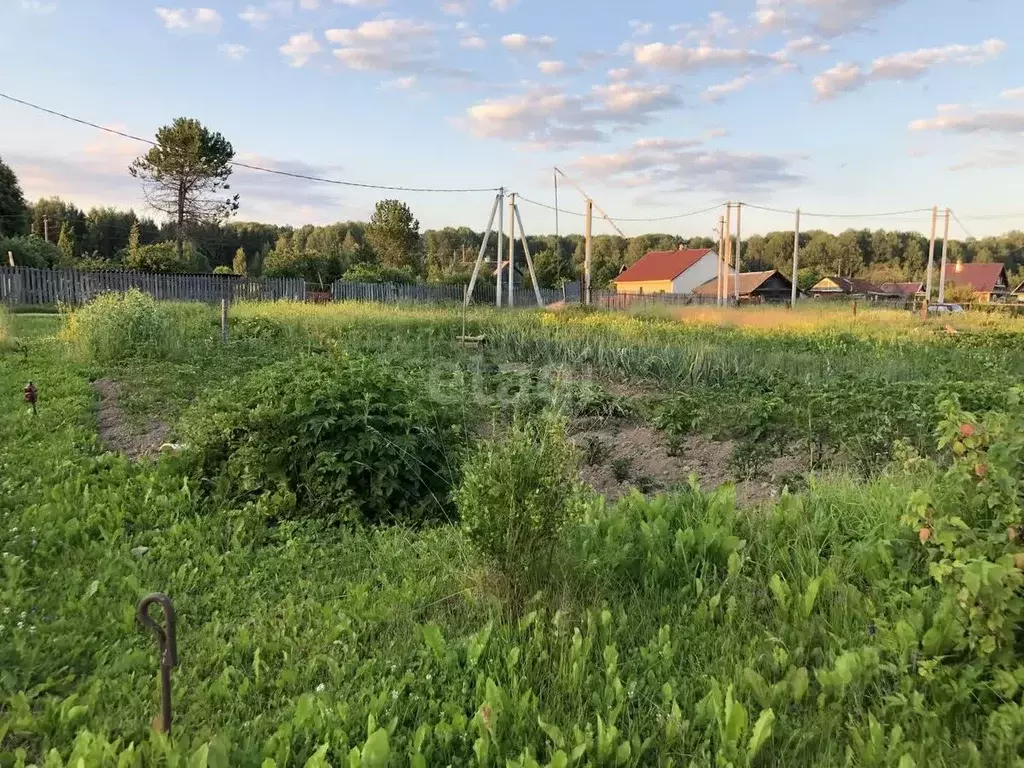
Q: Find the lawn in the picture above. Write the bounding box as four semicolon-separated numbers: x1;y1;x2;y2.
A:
1;296;1023;766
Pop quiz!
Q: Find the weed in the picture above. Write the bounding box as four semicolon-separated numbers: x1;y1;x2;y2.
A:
610;456;632;482
581;434;608;466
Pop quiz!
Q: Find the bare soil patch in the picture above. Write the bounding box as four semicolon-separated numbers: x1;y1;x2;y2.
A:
571;421;807;507
92;378;169;460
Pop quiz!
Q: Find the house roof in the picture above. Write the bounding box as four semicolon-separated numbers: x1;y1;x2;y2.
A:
945;262;1008;293
811;276;888;295
613;248;713;283
879;281;924;298
693;270;791;297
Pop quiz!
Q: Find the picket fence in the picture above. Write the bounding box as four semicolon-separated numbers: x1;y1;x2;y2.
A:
330;280;572;307
0;267;306;305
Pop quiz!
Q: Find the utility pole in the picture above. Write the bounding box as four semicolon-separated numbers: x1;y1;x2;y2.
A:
496;188;504;308
938;207;951;305
43;216;49;243
734;203;742;304
724;202;733;306
508;192;516;308
717;215;726;305
584;199;593;305
791;208;801;309
925;205;938;303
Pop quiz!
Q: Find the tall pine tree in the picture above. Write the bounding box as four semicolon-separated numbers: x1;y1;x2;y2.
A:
57;221;75;265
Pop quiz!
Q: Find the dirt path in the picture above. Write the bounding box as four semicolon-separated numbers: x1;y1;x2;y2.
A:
92;378;169;460
571;422;806;507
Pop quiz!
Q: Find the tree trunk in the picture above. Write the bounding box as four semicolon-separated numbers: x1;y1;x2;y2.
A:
176;180;186;264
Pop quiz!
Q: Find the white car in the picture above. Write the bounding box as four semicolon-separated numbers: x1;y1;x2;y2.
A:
928;303;965;314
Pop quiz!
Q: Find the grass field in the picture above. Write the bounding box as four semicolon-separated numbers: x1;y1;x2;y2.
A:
2;295;1024;766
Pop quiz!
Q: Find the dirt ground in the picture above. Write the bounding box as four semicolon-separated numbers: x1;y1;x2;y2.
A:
571;422;807;507
92;378;170;460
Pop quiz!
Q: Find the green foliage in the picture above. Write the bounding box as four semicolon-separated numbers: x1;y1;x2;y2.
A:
125;240;210;273
213;265;233;275
56;221;75;265
458;415;579;580
366;199;421;270
233;246;247;276
0;303;9;345
182;354;468;524
341;262;419;284
0;235;62;268
0;154;29;236
61;289;209;363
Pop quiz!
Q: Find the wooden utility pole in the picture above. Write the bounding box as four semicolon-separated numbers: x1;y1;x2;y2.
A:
508;192;516;308
790;209;801;309
734;203;742;304
724;203;733;305
584;199;593;305
938;208;951;305
717;215;725;305
496;188;504;308
43;216;49;243
925;205;938;303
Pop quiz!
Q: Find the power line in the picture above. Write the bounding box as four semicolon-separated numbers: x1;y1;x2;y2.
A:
740;202;934;219
516;194;722;223
949;210;977;241
0;92;499;194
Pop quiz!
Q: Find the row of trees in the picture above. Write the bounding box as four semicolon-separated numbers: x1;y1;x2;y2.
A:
2;107;1023;289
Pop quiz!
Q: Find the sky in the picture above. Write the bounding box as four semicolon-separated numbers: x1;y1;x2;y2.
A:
2;0;1023;239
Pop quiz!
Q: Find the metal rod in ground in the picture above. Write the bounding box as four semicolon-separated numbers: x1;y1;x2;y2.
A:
220;298;228;344
734;203;742;304
508;192;516;308
465;193;501;307
925;205;938;303
584;199;593;306
513;203;545;307
496;188;505;308
791;209;801;309
938;208;951;305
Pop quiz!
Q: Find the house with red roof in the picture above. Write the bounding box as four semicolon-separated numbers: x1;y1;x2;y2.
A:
611;247;720;295
945;262;1010;303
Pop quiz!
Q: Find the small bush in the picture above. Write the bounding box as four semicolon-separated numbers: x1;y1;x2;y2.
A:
0;235;61;268
457;414;579;581
182;354;467;525
61;289;208;363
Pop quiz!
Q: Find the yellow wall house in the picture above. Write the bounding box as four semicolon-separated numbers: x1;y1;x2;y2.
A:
612;247;719;295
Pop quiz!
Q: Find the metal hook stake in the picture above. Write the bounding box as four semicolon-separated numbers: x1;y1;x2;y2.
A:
137;593;177;735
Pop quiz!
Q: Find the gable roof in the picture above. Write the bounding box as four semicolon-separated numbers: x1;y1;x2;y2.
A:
693;270;792;297
879;281;924;298
613;248;713;283
945;262;1008;293
811;276;887;295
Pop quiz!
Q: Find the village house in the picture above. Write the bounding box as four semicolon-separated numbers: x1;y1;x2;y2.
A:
809;276;895;299
945;262;1010;303
879;282;925;300
612;247;719;295
693;270;794;303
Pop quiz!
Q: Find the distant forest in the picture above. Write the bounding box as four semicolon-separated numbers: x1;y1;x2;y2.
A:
4;195;1024;292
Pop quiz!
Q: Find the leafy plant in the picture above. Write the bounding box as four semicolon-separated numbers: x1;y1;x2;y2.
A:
457;413;579;583
182;353;468;524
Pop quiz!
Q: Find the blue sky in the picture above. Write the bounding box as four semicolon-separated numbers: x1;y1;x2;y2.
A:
2;0;1023;238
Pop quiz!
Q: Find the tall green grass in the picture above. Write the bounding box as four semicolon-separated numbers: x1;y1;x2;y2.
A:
0;303;9;346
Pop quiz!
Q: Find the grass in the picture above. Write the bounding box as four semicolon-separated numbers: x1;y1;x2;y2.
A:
2;299;1024;765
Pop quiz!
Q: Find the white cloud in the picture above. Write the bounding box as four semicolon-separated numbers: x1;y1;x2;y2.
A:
490;0;518;9
502;33;556;53
950;147;1024;171
782;36;830;56
461;81;681;148
20;0;56;13
461;35;486;49
219;43;250;60
335;0;389;6
155;7;222;34
1002;87;1024;100
703;74;756;102
279;32;321;67
538;60;566;75
607;67;633;81
441;1;468;14
629;20;653;37
300;0;320;8
326;18;433;46
239;5;273;26
327;17;438;72
909;104;1024;135
634;42;773;72
574;136;802;193
756;0;908;38
813;39;1006;100
387;76;418;89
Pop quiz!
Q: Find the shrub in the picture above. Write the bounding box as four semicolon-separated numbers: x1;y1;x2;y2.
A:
182;354;467;525
61;289;207;363
124;241;210;273
0;303;9;344
0;235;62;268
457;414;579;580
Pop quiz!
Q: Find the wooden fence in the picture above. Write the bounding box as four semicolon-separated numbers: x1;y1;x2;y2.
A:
331;280;569;307
0;267;306;305
591;291;725;311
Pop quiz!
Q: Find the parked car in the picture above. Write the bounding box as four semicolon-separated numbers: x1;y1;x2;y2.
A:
928;303;965;314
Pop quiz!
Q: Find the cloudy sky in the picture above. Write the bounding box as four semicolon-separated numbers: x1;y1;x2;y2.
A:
2;0;1022;237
